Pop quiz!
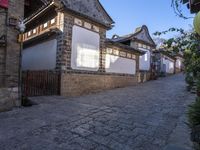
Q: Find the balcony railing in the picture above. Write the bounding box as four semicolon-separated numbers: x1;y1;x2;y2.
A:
20;16;60;42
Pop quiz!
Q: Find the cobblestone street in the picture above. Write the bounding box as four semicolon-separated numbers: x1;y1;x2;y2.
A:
0;74;195;150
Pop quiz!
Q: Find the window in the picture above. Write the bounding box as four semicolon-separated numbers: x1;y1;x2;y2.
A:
28;31;31;37
50;18;56;25
33;29;37;34
43;22;48;28
71;25;100;71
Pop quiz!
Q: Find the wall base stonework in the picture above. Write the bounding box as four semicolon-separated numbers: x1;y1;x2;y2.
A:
0;88;18;112
61;73;138;97
138;71;151;83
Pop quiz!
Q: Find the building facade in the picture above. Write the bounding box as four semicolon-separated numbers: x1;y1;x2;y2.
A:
110;25;157;82
153;50;176;76
21;0;144;97
0;0;24;111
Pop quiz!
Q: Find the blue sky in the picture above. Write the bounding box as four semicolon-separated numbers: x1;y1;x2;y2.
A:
100;0;194;39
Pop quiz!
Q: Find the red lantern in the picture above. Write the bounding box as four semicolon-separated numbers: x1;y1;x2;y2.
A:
0;0;8;9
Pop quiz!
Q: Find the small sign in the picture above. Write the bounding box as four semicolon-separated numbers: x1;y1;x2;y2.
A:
0;35;6;47
0;0;8;8
8;17;18;26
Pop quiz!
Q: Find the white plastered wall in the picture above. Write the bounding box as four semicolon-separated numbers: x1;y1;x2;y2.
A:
105;54;136;75
162;57;174;74
71;25;100;71
22;39;57;70
139;48;151;71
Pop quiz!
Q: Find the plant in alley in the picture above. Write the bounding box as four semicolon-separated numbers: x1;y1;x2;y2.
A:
188;97;200;149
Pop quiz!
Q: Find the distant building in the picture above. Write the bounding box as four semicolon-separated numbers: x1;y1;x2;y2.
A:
110;25;157;82
153;49;176;76
153;49;184;76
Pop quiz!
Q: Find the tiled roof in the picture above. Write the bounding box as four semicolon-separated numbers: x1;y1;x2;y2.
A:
111;25;156;47
61;0;114;27
106;39;145;55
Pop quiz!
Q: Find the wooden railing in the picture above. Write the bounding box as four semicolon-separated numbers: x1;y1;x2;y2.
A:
21;16;60;42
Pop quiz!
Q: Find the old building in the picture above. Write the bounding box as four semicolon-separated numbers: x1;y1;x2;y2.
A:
21;0;144;97
110;25;157;82
0;0;24;111
153;49;176;76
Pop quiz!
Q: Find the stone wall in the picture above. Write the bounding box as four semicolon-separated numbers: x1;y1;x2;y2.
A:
175;68;182;74
138;71;151;83
0;88;18;112
60;73;138;97
0;8;7;87
0;0;24;111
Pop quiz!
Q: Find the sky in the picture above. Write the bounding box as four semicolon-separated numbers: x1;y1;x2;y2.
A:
100;0;194;39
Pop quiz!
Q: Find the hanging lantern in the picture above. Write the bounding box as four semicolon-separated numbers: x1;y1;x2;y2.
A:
0;0;8;8
194;11;200;35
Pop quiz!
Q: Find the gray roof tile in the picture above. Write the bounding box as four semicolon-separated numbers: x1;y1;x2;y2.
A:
61;0;114;27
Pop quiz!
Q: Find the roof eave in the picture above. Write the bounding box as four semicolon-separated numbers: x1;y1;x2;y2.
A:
63;6;113;29
106;39;145;55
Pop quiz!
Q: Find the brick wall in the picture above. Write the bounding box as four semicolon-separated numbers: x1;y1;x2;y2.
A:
0;8;7;87
0;0;24;111
0;0;24;87
60;73;138;97
6;0;24;87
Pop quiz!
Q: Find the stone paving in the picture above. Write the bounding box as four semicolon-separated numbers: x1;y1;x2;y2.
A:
0;74;196;150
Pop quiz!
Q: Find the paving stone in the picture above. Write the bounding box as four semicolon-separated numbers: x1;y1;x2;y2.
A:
0;74;195;150
71;127;93;137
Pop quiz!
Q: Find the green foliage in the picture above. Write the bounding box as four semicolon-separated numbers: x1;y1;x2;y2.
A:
194;12;200;35
188;97;200;127
154;28;200;95
197;78;200;92
186;73;195;91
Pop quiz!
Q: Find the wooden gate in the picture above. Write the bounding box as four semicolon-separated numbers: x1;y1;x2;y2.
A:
22;71;60;97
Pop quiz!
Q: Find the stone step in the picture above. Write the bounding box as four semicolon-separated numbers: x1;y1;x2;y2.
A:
164;145;193;150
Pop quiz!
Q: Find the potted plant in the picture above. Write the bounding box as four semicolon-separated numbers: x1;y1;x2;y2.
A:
188;97;200;149
196;79;200;97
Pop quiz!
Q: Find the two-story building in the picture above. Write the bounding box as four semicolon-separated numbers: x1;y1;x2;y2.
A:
21;0;144;97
